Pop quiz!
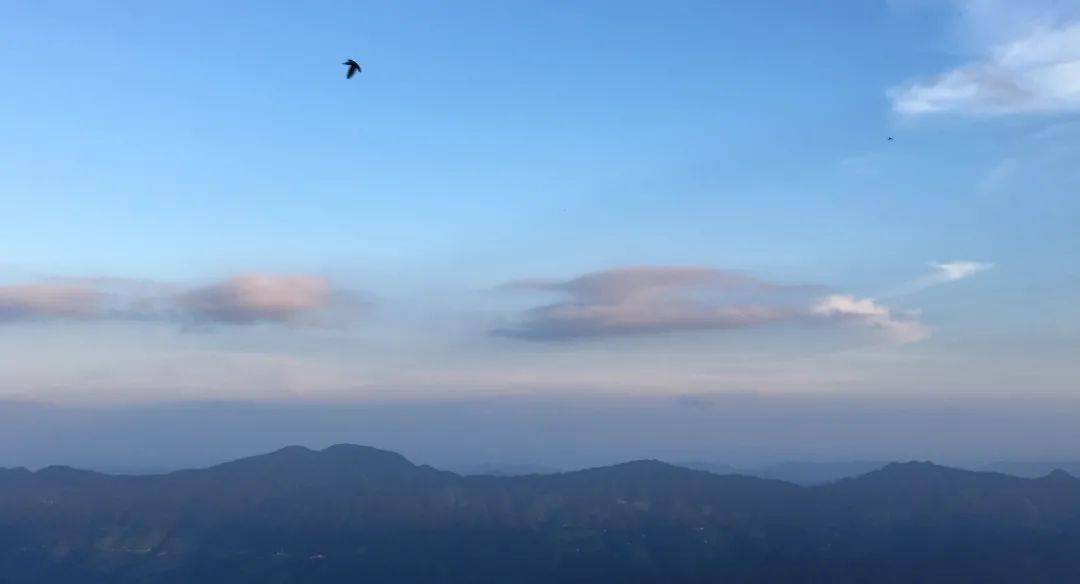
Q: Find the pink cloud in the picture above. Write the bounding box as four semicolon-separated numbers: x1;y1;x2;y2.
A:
496;267;799;340
498;267;930;344
180;275;332;325
0;274;349;327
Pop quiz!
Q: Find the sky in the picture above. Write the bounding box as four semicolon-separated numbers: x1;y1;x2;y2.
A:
1;1;1079;468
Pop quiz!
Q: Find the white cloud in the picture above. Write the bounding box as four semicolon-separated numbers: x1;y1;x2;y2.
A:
931;261;993;282
811;295;930;344
894;261;992;295
890;10;1080;115
905;261;993;293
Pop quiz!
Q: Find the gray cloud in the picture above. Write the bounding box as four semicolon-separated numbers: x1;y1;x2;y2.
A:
0;274;352;327
496;266;929;344
0;283;104;321
180;275;332;325
496;267;804;340
501;267;774;302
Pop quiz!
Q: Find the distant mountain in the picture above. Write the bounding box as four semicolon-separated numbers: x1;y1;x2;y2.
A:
683;460;888;485
2;445;1080;582
684;459;1080;486
446;461;562;476
980;461;1080;479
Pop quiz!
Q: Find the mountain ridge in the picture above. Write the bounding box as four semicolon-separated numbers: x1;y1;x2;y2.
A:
5;447;1076;483
3;445;1080;582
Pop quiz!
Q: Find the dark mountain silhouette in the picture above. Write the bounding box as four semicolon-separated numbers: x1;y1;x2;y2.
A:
3;445;1080;583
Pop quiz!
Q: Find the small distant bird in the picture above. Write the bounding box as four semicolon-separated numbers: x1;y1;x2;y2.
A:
887;136;894;141
343;59;361;79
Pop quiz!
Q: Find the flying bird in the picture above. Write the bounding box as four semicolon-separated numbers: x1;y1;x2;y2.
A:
343;59;361;79
887;136;894;141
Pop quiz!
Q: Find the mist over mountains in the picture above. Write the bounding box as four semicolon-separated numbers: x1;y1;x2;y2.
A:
3;444;1080;583
6;395;1080;475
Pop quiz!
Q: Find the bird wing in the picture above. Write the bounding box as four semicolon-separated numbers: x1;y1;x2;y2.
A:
347;65;358;79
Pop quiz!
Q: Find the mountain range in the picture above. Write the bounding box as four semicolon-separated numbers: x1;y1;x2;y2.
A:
3;444;1080;582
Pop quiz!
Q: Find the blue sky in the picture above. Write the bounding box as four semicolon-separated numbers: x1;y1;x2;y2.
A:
1;0;1078;424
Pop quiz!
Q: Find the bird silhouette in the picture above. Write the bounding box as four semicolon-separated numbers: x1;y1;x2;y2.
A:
343;59;361;79
887;136;894;141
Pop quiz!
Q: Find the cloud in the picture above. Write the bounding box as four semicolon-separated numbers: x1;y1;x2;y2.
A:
0;284;104;321
810;295;930;344
495;267;795;340
496;266;927;344
890;7;1080;115
180;275;331;325
0;274;350;327
907;261;993;292
931;261;993;282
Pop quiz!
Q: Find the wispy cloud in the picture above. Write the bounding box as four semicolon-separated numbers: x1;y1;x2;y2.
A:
931;261;993;282
496;266;927;344
810;295;929;344
0;274;357;327
890;3;1080;116
906;261;993;293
